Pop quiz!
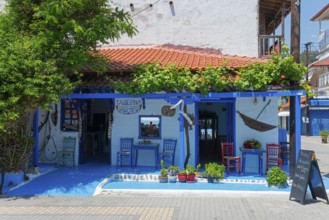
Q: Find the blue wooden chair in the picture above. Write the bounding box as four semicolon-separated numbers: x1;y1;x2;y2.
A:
159;139;177;168
116;138;134;169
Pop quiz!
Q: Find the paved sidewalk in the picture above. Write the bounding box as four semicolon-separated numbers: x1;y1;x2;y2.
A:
0;192;328;220
0;136;328;220
300;136;329;177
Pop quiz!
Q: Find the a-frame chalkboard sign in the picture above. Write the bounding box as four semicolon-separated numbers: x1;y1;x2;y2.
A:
289;150;329;205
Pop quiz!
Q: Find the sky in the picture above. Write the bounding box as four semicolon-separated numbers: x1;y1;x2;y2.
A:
284;0;329;52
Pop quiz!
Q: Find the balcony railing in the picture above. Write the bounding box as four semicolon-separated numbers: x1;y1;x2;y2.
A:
258;35;283;58
319;30;329;52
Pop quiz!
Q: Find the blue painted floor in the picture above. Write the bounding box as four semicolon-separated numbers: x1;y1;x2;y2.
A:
4;162;329;197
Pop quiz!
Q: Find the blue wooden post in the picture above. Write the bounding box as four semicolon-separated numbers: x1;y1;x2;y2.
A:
194;104;199;166
33;109;39;167
179;106;185;171
295;95;301;161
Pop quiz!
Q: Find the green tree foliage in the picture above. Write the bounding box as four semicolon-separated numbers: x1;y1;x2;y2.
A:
0;0;136;193
0;0;137;129
114;53;307;95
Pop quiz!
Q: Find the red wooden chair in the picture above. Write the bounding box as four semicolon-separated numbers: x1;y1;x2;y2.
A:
266;143;282;171
221;142;241;174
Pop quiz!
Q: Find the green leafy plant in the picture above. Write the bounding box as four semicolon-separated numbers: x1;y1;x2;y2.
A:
266;167;288;187
179;169;187;175
243;138;262;149
203;162;225;180
160;160;168;177
196;163;201;172
167;166;180;176
186;164;196;175
113;47;307;96
320;130;329;138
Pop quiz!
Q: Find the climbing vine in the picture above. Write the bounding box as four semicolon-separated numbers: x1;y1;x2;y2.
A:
113;52;307;95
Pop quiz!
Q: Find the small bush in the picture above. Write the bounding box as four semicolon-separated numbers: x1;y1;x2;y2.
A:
266;167;288;187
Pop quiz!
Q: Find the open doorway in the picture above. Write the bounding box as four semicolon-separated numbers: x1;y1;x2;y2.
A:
197;102;234;166
80;99;112;164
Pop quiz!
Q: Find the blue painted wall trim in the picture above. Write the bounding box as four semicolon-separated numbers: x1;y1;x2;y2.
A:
63;90;305;100
33;109;39;167
194;104;199;167
179;105;185;171
309;99;329;107
295;96;301;161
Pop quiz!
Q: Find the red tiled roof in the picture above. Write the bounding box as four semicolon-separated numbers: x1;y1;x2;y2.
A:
97;44;266;72
310;59;329;67
311;4;329;21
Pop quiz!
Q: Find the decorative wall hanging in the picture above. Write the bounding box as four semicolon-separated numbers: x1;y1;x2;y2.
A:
237;99;276;132
115;98;143;115
161;105;176;116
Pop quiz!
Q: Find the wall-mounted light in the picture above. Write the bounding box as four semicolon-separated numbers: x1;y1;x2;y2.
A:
129;3;134;12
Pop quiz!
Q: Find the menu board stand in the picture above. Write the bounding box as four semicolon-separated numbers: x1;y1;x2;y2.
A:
290;150;329;205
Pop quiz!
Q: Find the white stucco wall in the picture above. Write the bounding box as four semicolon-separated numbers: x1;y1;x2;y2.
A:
111;99;195;167
235;97;279;173
110;0;259;57
39;104;79;166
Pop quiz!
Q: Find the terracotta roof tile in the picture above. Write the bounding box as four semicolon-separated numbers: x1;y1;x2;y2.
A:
310;59;329;67
98;44;266;71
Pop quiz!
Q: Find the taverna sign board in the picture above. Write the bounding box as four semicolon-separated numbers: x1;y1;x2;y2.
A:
115;98;143;115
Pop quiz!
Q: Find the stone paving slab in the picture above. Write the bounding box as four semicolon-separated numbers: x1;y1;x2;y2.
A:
0;194;329;220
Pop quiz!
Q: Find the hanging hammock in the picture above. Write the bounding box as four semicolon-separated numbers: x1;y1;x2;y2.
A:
237;99;277;132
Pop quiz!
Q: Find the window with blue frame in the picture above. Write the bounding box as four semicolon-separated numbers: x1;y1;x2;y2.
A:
139;115;161;139
61;98;79;131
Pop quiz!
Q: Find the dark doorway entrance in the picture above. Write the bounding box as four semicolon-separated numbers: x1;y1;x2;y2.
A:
199;111;218;164
197;101;234;166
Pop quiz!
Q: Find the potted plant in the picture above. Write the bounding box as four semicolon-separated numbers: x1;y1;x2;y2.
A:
194;163;202;178
186;164;196;182
266;167;288;188
243;138;262;149
203;162;225;183
158;160;168;183
178;169;187;183
320;130;329;143
167;165;180;183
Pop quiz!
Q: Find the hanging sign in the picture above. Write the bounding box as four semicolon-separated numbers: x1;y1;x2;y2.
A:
115;98;143;115
161;105;176;117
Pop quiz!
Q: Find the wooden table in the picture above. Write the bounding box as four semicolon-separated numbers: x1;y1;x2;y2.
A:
240;147;266;175
133;143;159;169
